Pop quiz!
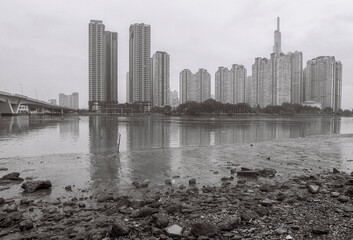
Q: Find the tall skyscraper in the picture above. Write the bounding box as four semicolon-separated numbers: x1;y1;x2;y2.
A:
59;92;79;109
273;17;281;54
179;69;192;104
194;68;211;102
304;56;342;111
151;51;170;107
215;67;231;104
89;20;105;110
230;64;247;104
104;31;118;102
250;17;303;107
129;23;151;105
88;20;118;111
180;69;211;104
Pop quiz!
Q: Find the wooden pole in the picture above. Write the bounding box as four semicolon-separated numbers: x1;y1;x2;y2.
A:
117;133;121;153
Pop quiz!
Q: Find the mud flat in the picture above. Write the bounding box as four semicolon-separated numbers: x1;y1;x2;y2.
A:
0;134;353;239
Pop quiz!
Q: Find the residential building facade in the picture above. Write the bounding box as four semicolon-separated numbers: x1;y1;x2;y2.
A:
151;51;170;107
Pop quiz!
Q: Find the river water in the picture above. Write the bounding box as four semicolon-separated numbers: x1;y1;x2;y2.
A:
0;115;353;198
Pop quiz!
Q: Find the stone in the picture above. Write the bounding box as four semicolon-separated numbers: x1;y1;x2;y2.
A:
21;180;52;192
308;184;319;194
97;195;114;202
189;178;196;185
260;198;274;207
1;172;23;181
19;219;34;231
130;199;145;209
285;235;293;240
333;168;340;174
0;168;8;171
165;179;172;185
218;217;240;230
116;198;131;208
259;184;270;192
132;207;159;218
312;226;329;234
345;178;353;185
152;213;169;229
0;198;5;205
191;221;217;237
338;195;349;203
240;209;259;222
165;224;183;238
110;221;130;237
65;185;72;191
164;202;183;214
230;169;237;174
20;198;33;205
237;171;258;178
330;192;340;197
0;212;22;227
346;186;353;195
258;168;277;177
141;179;150;187
275;228;287;235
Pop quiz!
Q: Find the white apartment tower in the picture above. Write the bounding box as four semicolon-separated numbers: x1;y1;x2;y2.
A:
215;67;231;104
151;51;170;107
129;23;151;104
194;68;211;102
89;20;105;110
179;69;193;104
304;56;342;111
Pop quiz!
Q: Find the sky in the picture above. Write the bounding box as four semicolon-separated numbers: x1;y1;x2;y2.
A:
0;0;352;109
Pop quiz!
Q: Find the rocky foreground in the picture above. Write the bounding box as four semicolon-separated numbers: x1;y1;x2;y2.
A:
1;167;353;240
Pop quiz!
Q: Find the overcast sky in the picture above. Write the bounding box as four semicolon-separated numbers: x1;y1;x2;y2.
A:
0;0;352;109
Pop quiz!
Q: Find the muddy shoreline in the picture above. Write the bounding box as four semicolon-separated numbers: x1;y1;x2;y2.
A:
1;134;353;239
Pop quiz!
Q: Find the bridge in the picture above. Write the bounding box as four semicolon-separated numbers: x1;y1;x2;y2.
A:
0;91;77;115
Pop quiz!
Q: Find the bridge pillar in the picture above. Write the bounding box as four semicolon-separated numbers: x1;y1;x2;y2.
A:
0;97;20;115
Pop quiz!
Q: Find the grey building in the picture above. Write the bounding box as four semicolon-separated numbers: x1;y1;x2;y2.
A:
89;20;105;110
215;67;231;104
104;31;118;102
151;51;170;107
304;56;342;111
88;20;118;111
179;69;193;104
128;23;151;107
230;64;247;104
59;92;79;109
194;68;211;102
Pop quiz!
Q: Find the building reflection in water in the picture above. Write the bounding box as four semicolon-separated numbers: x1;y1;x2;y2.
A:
88;116;121;191
125;115;173;183
86;115;343;192
59;118;79;139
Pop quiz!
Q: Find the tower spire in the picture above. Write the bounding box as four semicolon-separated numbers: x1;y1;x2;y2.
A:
273;17;281;54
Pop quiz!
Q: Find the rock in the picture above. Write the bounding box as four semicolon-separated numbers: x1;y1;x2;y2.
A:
0;198;5;205
141;179;150;187
165;179;172;185
97;195;114;202
116;198;131;208
276;192;287;201
132;181;141;188
308;184;319;194
189;178;196;185
285;235;293;240
165;224;183;238
275;228;287;235
333;168;340;174
152;213;169;229
19;219;34;231
240;209;259;222
0;168;8;171
191;221;217;237
65;185;72;191
260;198;274;207
132;207;159;218
0;212;22;227
346;186;353;195
20;198;33;205
1;172;23;181
21;180;52;193
338;195;349;203
230;169;237;174
218;217;240;230
164;201;183;214
312;226;329;234
345;178;353;185
330;192;340;197
258;168;276;177
259;184;270;192
237;171;258;178
110;221;130;237
130;199;145;209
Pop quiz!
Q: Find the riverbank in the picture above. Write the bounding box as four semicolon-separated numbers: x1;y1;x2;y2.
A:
0;134;353;239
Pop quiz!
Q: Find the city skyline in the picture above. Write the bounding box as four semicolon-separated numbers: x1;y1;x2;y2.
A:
0;0;352;109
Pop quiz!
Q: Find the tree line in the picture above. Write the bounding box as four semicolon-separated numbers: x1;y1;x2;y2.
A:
151;98;353;116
